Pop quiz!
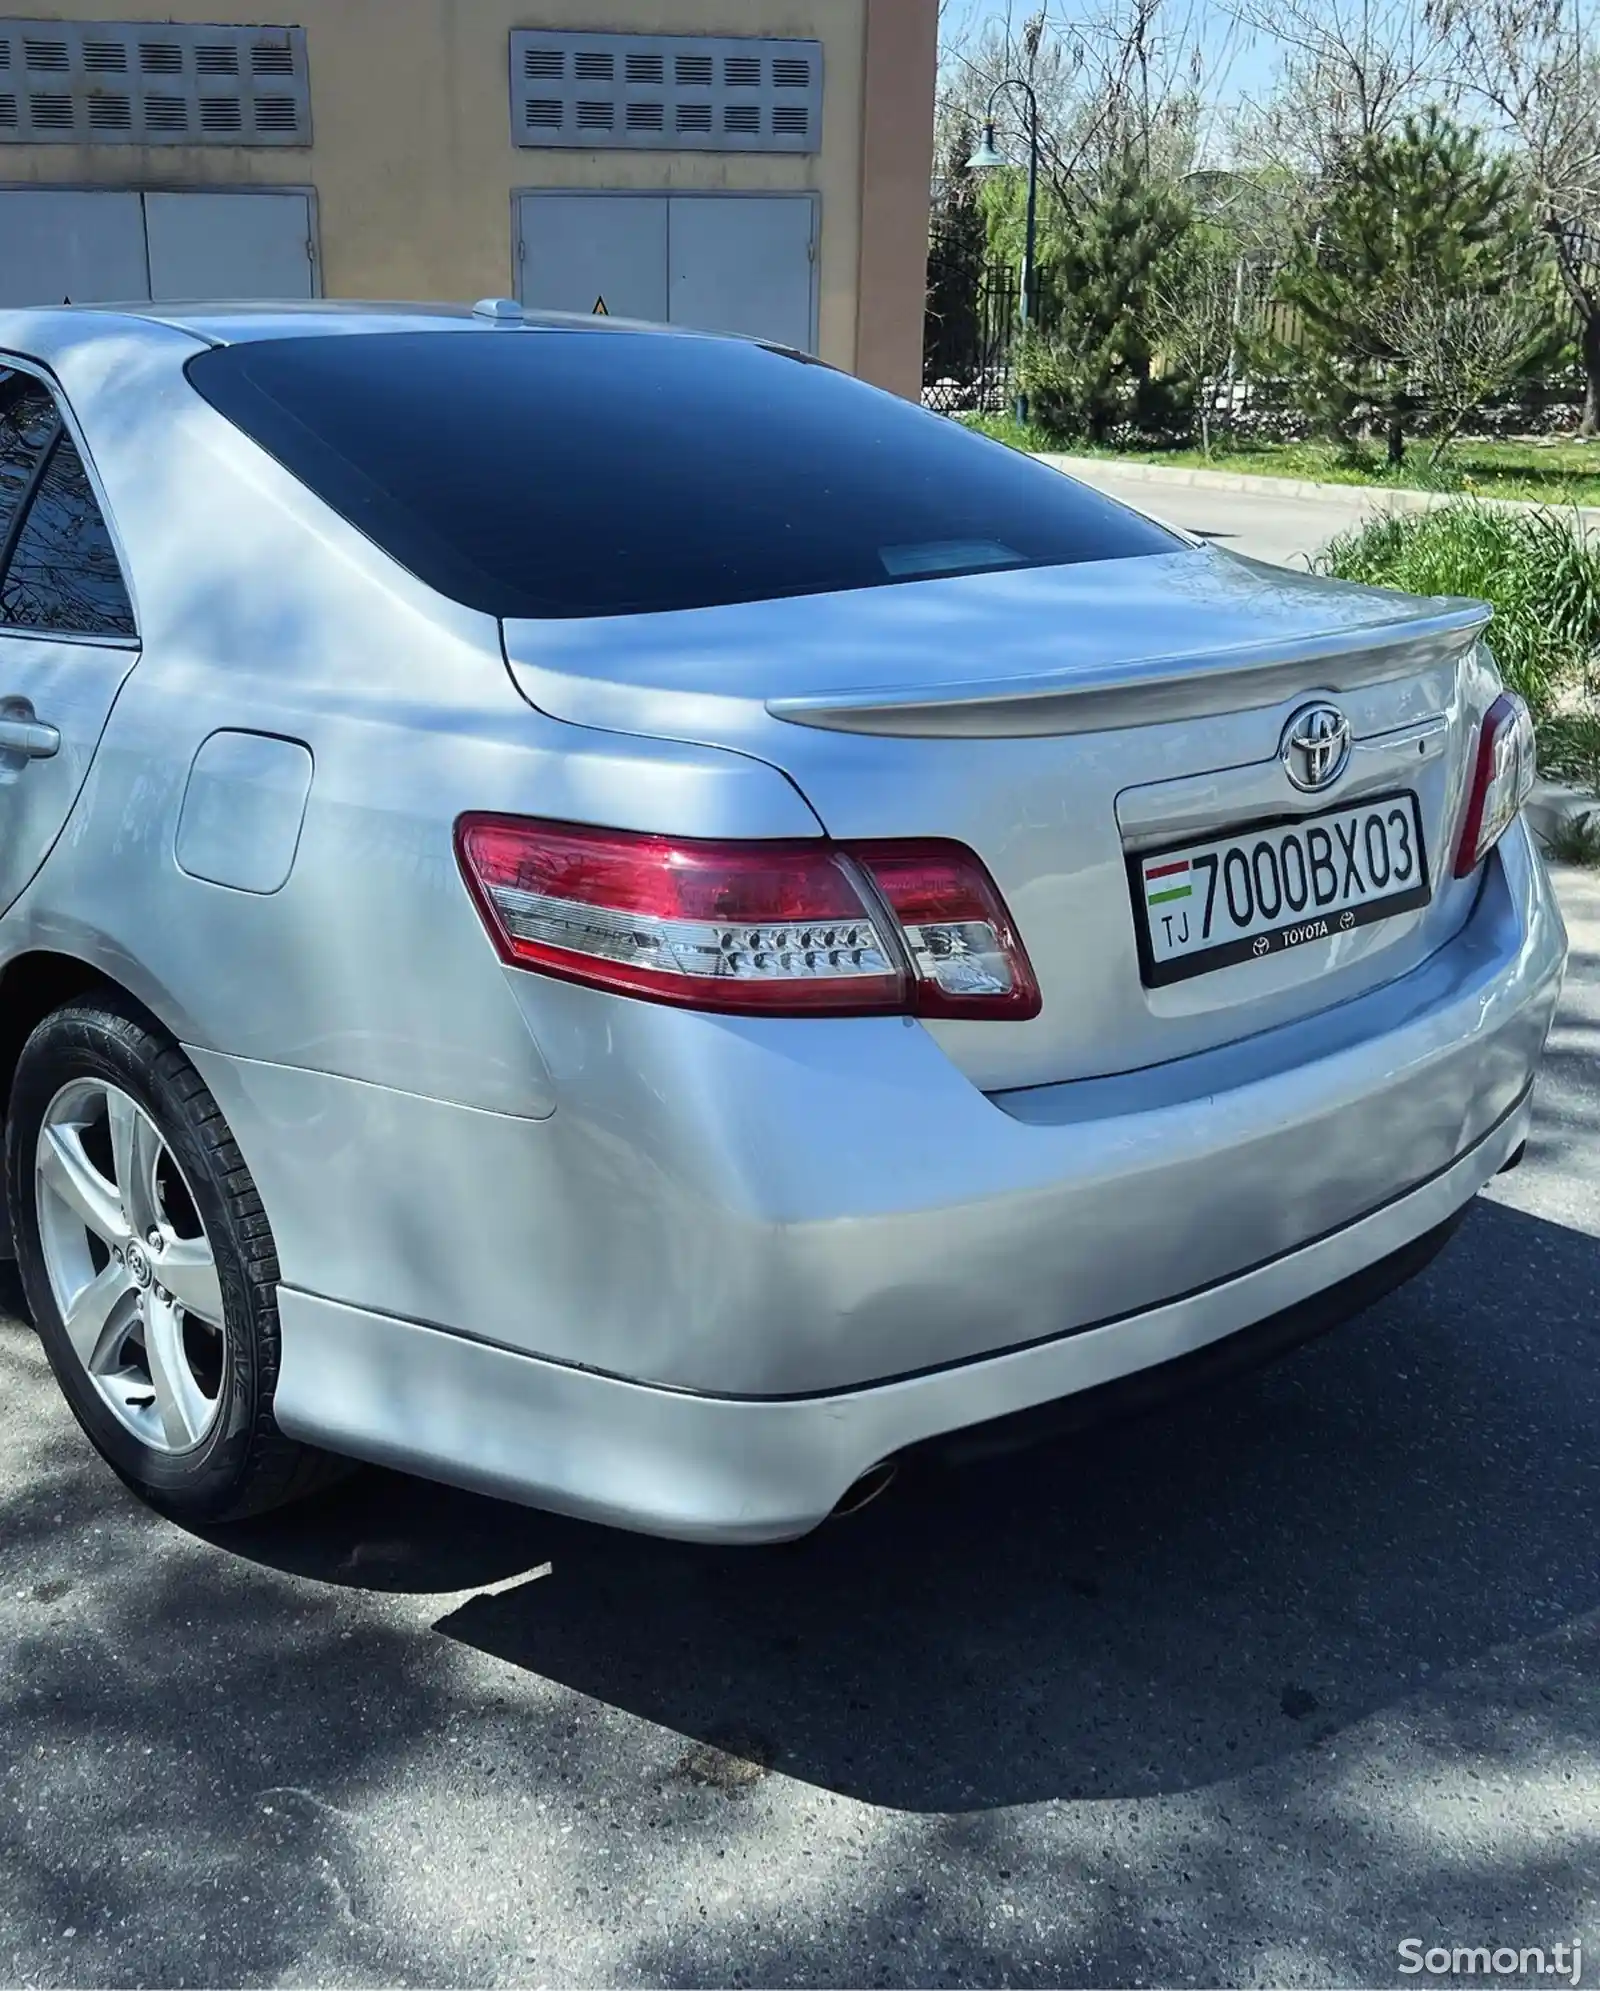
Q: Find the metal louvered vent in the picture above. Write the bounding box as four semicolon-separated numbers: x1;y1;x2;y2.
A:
510;31;822;153
144;93;187;131
0;18;310;143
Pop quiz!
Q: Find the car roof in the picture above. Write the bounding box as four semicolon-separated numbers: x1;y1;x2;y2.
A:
0;297;689;359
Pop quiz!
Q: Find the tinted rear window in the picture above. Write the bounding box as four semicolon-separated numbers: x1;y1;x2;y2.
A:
187;331;1178;620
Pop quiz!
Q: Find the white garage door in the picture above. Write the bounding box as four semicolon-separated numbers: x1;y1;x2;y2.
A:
0;191;148;307
668;196;815;349
515;195;668;323
0;190;315;307
516;192;816;352
145;192;314;302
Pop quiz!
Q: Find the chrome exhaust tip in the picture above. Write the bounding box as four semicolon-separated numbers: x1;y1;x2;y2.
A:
831;1460;898;1519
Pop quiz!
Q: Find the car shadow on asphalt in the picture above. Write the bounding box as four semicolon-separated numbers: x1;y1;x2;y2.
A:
212;1194;1600;1814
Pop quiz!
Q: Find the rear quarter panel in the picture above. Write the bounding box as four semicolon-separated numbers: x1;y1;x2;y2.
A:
1;324;824;1116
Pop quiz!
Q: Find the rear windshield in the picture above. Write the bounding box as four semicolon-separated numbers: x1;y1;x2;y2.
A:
187;330;1179;620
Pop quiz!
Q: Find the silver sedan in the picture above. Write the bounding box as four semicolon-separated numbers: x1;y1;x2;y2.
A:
0;301;1565;1540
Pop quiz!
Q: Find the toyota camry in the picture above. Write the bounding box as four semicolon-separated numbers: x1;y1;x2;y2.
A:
0;300;1565;1539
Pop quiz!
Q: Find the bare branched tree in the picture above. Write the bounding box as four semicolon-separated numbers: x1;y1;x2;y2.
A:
938;0;1208;213
1148;241;1241;453
1222;0;1448;179
1378;282;1555;461
1433;0;1600;431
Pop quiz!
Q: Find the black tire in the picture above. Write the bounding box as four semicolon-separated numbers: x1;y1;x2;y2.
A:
7;989;348;1523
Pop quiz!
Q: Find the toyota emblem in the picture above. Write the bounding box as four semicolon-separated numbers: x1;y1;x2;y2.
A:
1281;703;1352;792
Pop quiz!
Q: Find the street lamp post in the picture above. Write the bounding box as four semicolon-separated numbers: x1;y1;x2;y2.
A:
968;77;1041;426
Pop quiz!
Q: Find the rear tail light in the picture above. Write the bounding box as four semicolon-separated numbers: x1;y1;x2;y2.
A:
1453;692;1536;878
456;815;1041;1020
851;839;1040;1019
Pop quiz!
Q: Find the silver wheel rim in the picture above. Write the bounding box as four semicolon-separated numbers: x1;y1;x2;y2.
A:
35;1078;226;1455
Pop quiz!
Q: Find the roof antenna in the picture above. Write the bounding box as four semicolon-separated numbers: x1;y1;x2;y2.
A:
472;297;524;324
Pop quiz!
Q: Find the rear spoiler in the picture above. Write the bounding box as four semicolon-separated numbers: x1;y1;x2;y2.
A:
766;599;1492;740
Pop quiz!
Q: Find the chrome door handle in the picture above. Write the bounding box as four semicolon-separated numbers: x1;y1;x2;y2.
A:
0;716;60;759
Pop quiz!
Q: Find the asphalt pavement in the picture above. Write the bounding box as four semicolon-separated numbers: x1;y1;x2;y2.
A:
1054;461;1409;570
0;863;1596;1988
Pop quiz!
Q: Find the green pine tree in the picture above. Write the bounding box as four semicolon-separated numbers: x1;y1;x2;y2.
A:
1275;109;1555;465
1015;153;1194;441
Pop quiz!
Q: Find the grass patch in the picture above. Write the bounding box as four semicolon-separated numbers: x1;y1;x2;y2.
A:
1317;502;1600;736
962;418;1600;507
963;412;1047;455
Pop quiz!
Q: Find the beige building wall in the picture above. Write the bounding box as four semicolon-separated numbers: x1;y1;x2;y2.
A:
0;0;934;388
856;0;936;400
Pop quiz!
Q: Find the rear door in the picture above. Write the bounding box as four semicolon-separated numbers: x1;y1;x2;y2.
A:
0;367;140;912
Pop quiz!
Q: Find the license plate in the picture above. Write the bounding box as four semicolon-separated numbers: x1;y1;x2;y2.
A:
1130;791;1431;988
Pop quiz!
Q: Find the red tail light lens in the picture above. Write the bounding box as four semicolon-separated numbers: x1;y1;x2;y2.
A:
852;840;1042;1020
1454;692;1536;878
456;816;1040;1020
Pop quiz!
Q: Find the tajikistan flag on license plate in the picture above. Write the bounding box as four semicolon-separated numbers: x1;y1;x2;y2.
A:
1143;857;1192;906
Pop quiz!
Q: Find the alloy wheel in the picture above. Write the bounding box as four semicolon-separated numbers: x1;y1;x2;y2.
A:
34;1078;226;1454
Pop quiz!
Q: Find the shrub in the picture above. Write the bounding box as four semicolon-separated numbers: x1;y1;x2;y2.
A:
1012;330;1101;439
1539;707;1600;795
1543;808;1600;866
1317;501;1600;729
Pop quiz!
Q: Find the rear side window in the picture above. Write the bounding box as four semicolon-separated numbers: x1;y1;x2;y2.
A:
0;371;134;639
187;331;1178;620
0;378;57;537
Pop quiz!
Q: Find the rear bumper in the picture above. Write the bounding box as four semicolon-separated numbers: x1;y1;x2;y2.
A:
271;1090;1528;1541
195;817;1566;1402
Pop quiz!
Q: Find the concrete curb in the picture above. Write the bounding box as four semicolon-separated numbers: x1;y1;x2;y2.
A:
1033;453;1600;528
1528;778;1598;851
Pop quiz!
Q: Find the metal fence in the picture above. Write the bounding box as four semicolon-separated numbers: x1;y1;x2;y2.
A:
921;252;1295;414
921;248;1589;428
923;261;1041;414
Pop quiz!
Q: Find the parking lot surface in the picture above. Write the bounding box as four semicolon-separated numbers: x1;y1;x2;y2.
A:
0;868;1595;1989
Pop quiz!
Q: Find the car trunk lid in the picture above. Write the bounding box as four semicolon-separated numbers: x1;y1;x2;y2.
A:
501;547;1494;1091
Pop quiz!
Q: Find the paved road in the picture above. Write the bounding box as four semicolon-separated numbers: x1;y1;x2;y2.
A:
1;874;1596;1989
1057;461;1406;569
